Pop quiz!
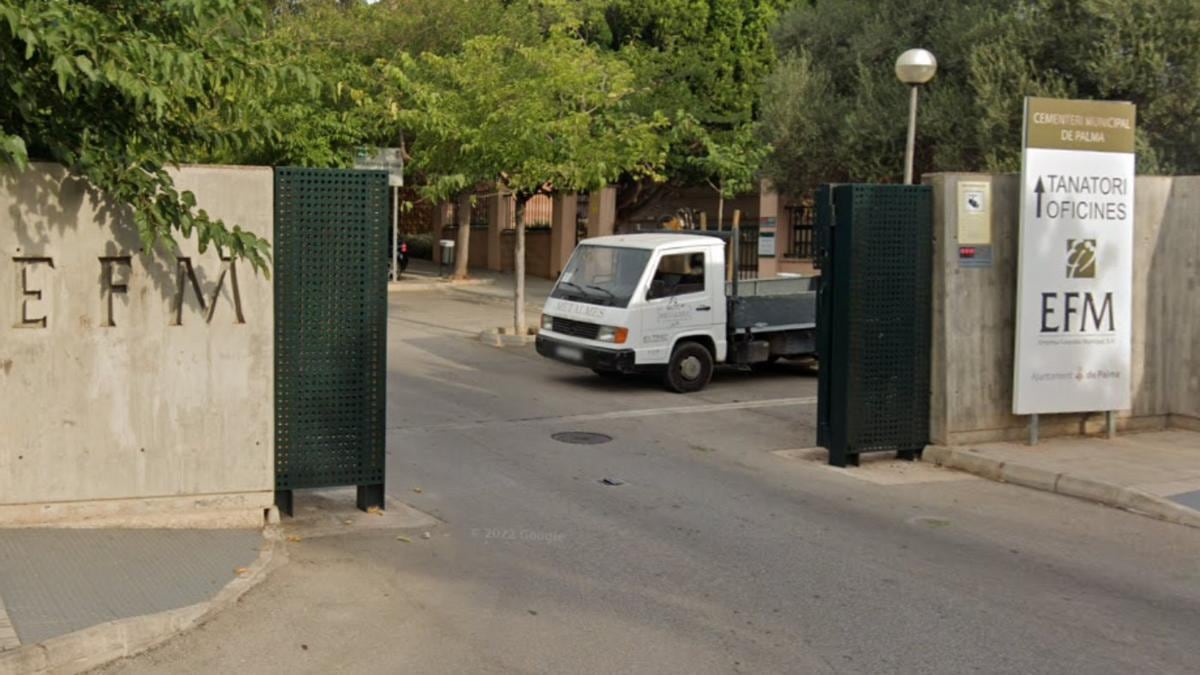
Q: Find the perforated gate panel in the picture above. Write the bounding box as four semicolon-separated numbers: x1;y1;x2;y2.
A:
817;185;931;466
274;168;388;498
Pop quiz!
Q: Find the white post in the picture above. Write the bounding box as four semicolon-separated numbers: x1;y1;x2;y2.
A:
904;86;919;185
391;186;400;281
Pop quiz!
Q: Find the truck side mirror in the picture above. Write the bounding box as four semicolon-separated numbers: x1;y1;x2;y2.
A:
647;280;666;300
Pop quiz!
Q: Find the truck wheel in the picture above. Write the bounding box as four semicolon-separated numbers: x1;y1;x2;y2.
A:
664;342;713;393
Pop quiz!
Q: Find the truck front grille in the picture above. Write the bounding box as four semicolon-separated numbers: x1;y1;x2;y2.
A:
551;316;600;340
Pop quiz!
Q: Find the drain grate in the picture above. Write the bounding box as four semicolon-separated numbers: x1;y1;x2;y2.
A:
552;432;612;445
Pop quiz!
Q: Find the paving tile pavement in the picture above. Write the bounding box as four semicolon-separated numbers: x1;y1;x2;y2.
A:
0;529;262;648
970;430;1200;504
0;594;18;651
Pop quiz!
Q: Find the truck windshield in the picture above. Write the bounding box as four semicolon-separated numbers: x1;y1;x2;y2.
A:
551;245;651;308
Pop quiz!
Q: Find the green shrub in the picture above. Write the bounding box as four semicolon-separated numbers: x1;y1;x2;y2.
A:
403;233;436;260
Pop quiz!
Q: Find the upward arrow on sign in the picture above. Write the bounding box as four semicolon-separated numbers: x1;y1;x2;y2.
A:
1034;177;1045;218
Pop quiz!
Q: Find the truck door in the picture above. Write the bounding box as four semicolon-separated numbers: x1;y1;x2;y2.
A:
639;248;723;363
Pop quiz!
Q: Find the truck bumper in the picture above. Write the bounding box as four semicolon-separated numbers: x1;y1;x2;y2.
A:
536;334;638;373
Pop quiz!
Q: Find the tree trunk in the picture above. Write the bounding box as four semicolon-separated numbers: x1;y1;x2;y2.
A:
513;198;527;338
453;193;472;280
717;180;725;232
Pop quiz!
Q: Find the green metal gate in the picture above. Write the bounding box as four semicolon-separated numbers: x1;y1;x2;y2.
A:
274;168;389;514
816;184;932;467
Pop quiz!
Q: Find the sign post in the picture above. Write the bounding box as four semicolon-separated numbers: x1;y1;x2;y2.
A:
355;147;405;282
1013;97;1137;441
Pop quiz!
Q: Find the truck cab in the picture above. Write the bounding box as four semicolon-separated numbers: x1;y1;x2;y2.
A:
536;233;816;392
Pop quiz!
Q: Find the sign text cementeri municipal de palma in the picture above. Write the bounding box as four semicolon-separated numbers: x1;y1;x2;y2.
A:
1025;97;1136;153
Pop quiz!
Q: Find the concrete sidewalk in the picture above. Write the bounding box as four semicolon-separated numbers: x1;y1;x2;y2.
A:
388;259;556;345
386;258;496;292
926;430;1200;529
388;258;557;305
0;528;273;674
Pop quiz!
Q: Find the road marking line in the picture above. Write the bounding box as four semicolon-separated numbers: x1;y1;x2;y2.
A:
390;396;818;433
0;593;20;651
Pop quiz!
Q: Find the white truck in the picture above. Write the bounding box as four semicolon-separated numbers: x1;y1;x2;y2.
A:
536;233;817;392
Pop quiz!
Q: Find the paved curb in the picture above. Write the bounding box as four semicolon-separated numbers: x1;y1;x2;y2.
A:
0;529;285;675
387;277;495;293
924;446;1200;530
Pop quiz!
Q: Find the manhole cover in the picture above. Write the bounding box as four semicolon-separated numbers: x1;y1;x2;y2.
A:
552;432;612;445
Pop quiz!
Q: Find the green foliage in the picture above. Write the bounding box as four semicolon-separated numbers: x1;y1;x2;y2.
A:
0;0;282;273
969;0;1200;175
762;0;1200;194
594;0;788;130
404;232;435;260
248;0;788;178
585;0;791;205
396;29;668;212
676;117;769;222
759;48;830;196
0;0;793;270
229;0;544;168
224;1;397;168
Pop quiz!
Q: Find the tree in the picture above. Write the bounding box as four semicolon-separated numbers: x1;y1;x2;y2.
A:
396;28;667;335
761;0;1200;196
226;0;539;168
213;0;400;168
580;0;791;219
679;120;770;230
0;0;285;273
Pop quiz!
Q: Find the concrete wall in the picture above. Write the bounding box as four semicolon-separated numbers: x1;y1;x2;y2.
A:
439;225;555;279
929;173;1200;445
498;230;552;277
0;163;274;526
550;193;577;278
1162;179;1200;425
520;230;552;278
486;191;514;271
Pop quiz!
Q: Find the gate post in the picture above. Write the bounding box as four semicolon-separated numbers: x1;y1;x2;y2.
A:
817;184;933;467
274;168;389;513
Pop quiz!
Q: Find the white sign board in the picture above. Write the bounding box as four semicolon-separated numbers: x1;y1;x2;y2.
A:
956;180;991;245
757;230;776;257
1013;97;1136;415
354;147;405;187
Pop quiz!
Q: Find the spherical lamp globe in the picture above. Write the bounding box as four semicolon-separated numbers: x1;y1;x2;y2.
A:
895;49;938;85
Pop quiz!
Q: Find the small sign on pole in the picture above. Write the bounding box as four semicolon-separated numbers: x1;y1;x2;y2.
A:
355;147;405;282
758;217;777;257
1012;97;1136;416
354;147;405;187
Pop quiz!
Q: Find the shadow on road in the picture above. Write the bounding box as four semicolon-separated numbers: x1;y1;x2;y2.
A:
543;360;818;394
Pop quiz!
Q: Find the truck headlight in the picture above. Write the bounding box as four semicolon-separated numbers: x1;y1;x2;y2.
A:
596;326;629;344
541;314;554;330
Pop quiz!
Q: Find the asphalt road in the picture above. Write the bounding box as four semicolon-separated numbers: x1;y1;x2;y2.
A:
107;290;1200;675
